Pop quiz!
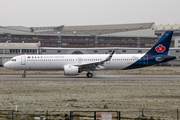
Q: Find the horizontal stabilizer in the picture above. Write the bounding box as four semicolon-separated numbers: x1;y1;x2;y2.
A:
155;56;177;62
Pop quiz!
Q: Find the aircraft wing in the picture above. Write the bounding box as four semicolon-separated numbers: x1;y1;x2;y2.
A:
74;50;115;71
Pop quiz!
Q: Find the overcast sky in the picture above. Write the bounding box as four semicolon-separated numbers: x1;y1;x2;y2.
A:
0;0;179;27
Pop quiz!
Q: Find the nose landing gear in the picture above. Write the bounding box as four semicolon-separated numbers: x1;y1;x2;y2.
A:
87;72;93;78
22;70;26;78
22;74;26;78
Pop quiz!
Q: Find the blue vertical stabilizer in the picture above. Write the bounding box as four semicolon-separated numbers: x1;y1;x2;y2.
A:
124;31;175;70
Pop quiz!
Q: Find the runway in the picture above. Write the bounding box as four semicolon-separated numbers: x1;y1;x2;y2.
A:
0;75;180;81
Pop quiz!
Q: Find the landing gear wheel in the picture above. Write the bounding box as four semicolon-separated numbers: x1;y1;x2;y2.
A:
87;72;93;78
22;74;26;78
22;70;26;78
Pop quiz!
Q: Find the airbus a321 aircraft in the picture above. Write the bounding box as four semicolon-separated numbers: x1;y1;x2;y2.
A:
4;31;176;78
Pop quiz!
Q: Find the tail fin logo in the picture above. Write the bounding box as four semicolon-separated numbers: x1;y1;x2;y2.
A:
155;44;166;53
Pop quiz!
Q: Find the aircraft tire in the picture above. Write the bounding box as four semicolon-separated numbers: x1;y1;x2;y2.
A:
87;72;93;78
22;74;26;78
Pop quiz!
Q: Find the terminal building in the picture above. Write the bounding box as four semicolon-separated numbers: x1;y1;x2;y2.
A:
0;22;180;66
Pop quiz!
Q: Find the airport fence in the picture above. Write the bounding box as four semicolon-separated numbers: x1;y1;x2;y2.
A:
0;109;179;120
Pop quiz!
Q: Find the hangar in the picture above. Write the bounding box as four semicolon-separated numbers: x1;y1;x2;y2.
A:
0;22;157;48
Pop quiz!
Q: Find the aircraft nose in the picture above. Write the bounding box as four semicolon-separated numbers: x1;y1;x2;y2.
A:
3;62;10;69
3;62;7;68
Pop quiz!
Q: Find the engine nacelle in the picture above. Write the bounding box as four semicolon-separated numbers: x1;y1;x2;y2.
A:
64;65;79;75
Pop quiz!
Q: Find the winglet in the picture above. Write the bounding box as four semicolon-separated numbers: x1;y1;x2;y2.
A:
104;50;115;62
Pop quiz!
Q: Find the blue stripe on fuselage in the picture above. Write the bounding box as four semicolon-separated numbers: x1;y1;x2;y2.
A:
140;51;168;60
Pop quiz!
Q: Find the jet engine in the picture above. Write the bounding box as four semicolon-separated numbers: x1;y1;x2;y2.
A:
64;65;79;75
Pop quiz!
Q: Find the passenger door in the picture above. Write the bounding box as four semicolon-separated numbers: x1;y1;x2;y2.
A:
143;55;148;64
21;56;26;65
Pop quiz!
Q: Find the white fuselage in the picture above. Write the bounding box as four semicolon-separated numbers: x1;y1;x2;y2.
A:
4;54;145;71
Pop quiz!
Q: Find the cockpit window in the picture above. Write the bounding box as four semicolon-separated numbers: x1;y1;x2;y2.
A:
11;59;16;61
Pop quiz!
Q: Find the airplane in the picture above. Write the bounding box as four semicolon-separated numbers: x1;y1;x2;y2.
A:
3;31;177;78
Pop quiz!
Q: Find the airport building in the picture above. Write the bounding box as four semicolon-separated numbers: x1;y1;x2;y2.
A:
155;24;180;48
0;42;40;65
0;22;180;66
0;22;157;48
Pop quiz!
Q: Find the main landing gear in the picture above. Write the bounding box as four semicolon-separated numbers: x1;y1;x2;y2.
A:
87;72;93;78
22;70;26;78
